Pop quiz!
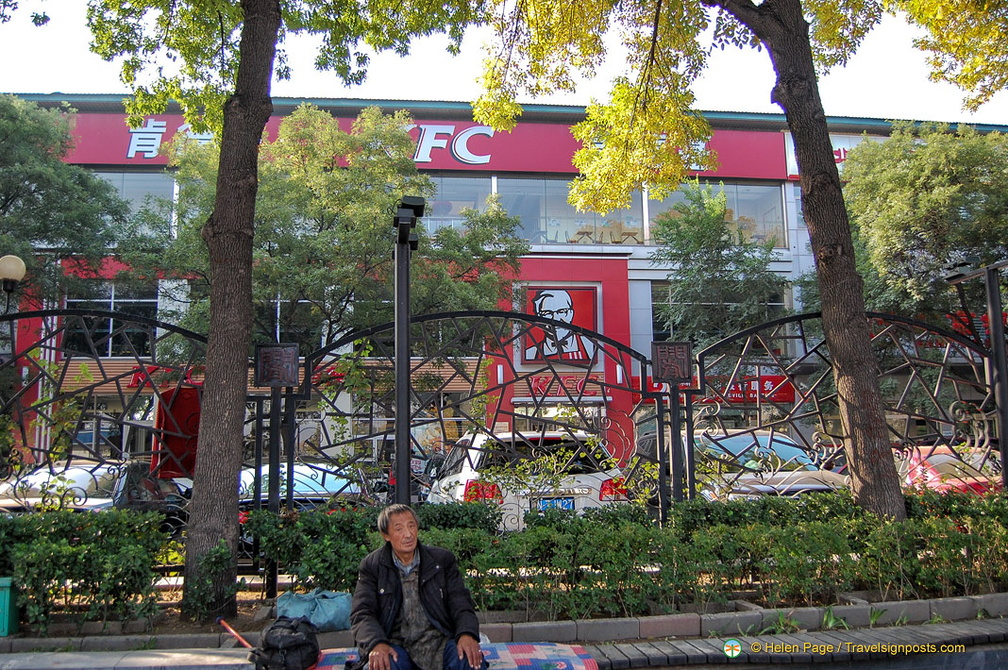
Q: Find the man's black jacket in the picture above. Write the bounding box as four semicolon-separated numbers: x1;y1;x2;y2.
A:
350;541;481;657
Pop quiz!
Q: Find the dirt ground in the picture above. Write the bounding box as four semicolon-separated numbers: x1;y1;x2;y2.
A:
21;590;271;639
152;596;267;638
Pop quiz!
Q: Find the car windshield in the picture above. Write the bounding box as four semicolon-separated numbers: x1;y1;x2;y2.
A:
695;433;816;472
239;465;358;499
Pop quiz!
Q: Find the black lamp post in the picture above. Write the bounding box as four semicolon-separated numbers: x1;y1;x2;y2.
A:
944;258;1008;490
394;197;424;505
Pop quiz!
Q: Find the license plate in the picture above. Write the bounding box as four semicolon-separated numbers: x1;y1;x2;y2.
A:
536;497;575;511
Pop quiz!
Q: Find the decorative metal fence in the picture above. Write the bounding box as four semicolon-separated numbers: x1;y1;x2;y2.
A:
0;309;1002;564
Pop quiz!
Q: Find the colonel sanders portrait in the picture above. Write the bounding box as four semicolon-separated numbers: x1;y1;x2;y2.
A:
524;289;597;362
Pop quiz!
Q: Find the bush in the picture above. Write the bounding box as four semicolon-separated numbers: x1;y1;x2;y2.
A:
11;510;165;633
417;502;501;533
243;491;1008;621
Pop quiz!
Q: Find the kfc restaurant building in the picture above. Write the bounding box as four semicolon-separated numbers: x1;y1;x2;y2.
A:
15;94;910;448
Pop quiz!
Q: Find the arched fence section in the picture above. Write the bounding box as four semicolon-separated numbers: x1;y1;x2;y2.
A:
678;312;1000;501
0;308;1001;552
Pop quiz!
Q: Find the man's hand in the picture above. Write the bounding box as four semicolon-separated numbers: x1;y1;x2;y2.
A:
456;634;484;669
367;642;398;670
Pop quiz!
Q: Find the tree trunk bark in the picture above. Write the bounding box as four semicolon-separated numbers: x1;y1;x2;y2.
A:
182;0;281;620
718;0;905;519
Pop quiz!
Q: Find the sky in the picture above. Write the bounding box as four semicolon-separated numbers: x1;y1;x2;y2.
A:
1;3;1007;126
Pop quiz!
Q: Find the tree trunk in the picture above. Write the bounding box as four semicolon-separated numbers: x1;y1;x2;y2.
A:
719;0;905;519
182;0;281;620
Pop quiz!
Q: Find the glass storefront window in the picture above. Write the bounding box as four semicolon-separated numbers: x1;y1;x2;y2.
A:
96;171;175;214
426;174;492;233
650;181;786;248
498;176;644;245
65;281;159;357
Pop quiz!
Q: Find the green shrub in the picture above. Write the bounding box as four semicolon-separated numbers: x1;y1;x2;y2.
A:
246;508;376;591
751;522;854;606
11;510;164;633
417;502;501;533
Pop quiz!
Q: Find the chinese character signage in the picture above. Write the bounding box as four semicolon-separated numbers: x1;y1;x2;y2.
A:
255;344;300;387
523;287;598;363
652;341;692;384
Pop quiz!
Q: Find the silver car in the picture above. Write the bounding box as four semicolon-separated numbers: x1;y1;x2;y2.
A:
426;430;629;531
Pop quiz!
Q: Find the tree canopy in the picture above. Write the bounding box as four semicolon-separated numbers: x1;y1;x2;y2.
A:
474;0;956;519
841;122;1008;315
119;104;528;348
80;0;485;620
0;94;130;307
651;182;790;349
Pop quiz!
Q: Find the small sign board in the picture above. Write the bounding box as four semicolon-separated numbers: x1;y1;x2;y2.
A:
651;341;692;384
255;343;300;387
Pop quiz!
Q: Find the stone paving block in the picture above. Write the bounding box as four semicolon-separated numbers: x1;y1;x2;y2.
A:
700;610;763;637
647;639;690;666
576;617;638;642
868;599;930;625
590;643;631;669
930;596;978;623
760;607;822;632
637;613;700;639
80;635;156;652
972;592;1008;617
9;636;81;653
511;620;576;642
142;633;222;650
480;622;512;643
317;630;354;648
609;642;650;667
827;604;871;629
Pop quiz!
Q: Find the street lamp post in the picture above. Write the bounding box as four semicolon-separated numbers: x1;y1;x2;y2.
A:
394;197;424;505
0;255;26;362
944;259;1008;489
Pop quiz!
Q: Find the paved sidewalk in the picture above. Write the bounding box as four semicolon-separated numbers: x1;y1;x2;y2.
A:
1;618;1008;669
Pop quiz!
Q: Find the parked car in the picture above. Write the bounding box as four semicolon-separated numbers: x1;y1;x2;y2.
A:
238;462;368;515
426;430;628;530
896;445;1002;495
237;461;370;556
631;431;848;501
0;460;190;535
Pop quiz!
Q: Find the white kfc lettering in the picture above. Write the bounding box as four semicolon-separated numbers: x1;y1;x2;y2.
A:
451;126;494;164
127;119;168;158
412;124;456;163
409;124;494;164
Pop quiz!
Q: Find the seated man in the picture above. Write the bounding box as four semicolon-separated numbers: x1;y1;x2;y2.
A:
350;504;487;670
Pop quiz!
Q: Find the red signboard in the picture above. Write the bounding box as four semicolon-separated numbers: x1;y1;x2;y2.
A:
633;374;795;404
64;110;790;179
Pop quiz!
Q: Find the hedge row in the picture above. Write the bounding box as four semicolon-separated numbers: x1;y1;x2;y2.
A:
247;491;1008;620
0;509;166;633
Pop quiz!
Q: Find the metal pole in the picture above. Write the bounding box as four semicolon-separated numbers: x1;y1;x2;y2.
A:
266;389;280;600
267;387;281;514
393;197;423;506
284;387;296;509
669;390;685;502
655;396;669;524
984;267;1008;490
394;238;410;504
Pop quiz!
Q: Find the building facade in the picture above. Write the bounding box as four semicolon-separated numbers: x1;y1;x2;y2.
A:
11;93;1002;461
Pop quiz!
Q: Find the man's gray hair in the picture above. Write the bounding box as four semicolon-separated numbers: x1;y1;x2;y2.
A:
377;504;418;534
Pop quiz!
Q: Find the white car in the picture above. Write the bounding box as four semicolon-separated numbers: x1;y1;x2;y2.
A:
426;430;629;530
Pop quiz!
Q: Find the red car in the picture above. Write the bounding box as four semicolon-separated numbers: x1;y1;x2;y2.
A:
896;445;1002;495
